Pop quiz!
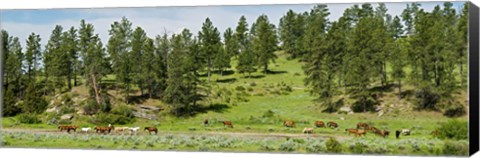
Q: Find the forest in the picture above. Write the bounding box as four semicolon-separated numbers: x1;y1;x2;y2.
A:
1;2;468;121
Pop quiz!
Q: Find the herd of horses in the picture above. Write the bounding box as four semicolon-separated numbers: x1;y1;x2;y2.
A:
57;124;158;135
58;119;438;139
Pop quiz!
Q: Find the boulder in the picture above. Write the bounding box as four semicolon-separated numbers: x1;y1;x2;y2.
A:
60;114;74;120
138;105;163;112
76;108;85;115
339;106;353;114
133;111;157;120
46;106;60;113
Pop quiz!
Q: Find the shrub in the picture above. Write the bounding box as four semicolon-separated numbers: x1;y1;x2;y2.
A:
414;89;441;110
437;119;468;140
17;113;41;124
262;110;275;118
443;141;468;156
278;140;296;152
250;82;257;87
306;141;325;153
235;86;246;91
351;142;367;154
58;119;72;125
443;104;466;118
325;137;342;153
59;106;76;115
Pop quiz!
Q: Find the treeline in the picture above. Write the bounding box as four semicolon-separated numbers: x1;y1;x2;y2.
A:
1;2;468;118
287;3;468;115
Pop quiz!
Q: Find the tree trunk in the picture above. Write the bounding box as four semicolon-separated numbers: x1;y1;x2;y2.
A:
264;63;268;74
207;59;211;84
67;71;72;90
91;74;101;105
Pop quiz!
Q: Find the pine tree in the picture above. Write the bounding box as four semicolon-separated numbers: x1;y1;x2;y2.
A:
198;18;222;83
44;25;67;93
252;14;278;74
154;33;170;97
234;16;256;77
279;10;304;59
164;29;201;116
141;38;157;98
303;5;330;58
108;17;133;103
131;27;148;95
456;3;468;87
80;19;110;106
25;33;42;83
62;27;79;89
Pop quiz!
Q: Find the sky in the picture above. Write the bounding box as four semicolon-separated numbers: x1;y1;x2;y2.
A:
0;1;466;48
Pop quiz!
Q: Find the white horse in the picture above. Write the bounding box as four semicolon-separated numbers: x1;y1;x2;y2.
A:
81;127;91;133
129;127;140;135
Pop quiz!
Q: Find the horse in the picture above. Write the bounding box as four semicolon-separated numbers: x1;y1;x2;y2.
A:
128;127;140;135
81;127;91;133
356;122;369;129
354;129;367;137
59;125;78;133
303;128;314;134
366;126;380;133
327;122;338;128
223;121;233;128
395;130;401;139
374;130;390;138
283;120;296;128
314;121;325;128
115;127;130;134
400;129;411;136
95;124;114;134
144;127;158;135
345;128;358;135
203;119;209;126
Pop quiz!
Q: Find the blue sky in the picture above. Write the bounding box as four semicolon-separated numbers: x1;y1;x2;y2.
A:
0;2;466;48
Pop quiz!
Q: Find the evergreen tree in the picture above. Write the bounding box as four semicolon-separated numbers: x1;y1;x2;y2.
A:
141;38;157;98
80;19;110;106
44;25;67;93
252;14;278;74
25;33;42;83
303;5;330;59
279;10;305;58
131;27;148;95
62;27;79;89
108;17;133;103
456;3;468;87
234;16;256;76
198;18;222;83
154;33;170;97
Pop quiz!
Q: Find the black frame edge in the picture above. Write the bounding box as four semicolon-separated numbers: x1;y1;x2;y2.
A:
469;1;480;156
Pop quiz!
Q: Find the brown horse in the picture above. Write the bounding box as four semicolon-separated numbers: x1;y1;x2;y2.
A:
95;124;114;134
283;120;296;128
58;125;79;133
144;127;158;134
374;130;390;138
314;121;325;128
203;119;209;126
345;128;358;135
356;122;369;129
327;122;338;128
354;129;367;137
222;121;233;128
366;126;379;133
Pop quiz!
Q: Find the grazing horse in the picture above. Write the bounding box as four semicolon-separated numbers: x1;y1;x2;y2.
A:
115;127;130;134
395;130;401;139
356;122;369;129
95;124;114;134
366;126;380;133
327;122;338;128
283;120;296;128
223;121;233;128
345;128;358;135
58;125;79;133
303;128;314;134
374;130;390;138
400;129;411;136
314;121;325;128
353;129;367;137
81;127;91;133
203;119;209;126
129;127;140;135
144;127;158;135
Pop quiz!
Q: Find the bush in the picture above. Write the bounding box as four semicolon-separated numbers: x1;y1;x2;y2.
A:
351;142;367;154
59;106;76;115
437;119;468;140
443;141;468;156
262;110;275;118
414;89;440;110
278;140;296;152
325;137;342;153
235;86;246;91
443;104;466;118
17;113;41;124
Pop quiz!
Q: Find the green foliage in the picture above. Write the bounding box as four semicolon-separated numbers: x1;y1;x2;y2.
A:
252;14;278;73
17;113;41;124
278;139;297;152
325;137;342;153
199;18;223;83
21;84;48;114
436;119;468;140
2;87;21;116
443;141;468;156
